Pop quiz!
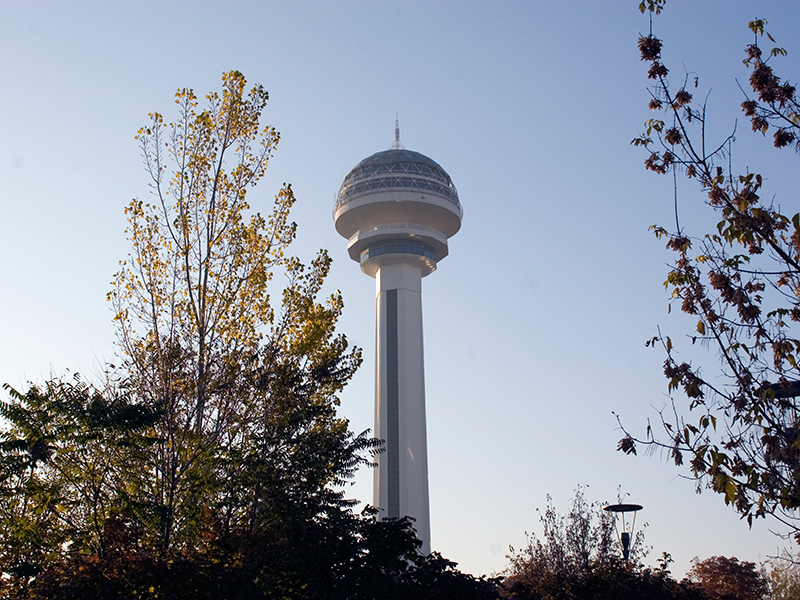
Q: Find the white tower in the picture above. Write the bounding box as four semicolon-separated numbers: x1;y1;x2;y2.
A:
334;125;462;554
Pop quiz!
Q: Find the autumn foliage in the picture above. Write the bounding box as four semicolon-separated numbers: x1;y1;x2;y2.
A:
0;72;498;599
621;4;800;539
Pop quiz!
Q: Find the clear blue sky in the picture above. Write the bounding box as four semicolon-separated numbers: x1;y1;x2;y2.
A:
2;0;800;578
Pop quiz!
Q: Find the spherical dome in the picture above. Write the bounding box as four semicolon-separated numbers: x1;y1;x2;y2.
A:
336;149;460;211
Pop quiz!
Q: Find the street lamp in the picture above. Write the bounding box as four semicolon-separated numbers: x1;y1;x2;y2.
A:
602;503;643;564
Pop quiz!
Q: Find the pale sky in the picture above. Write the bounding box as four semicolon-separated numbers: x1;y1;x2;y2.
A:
2;0;800;578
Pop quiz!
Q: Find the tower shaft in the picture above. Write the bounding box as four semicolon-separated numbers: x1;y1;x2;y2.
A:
374;262;430;554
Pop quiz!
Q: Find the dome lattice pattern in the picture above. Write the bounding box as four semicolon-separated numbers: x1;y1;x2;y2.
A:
336;149;460;210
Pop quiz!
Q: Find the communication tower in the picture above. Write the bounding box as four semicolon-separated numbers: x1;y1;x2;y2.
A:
333;125;462;554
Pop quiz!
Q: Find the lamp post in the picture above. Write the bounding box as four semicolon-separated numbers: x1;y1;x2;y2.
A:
602;503;643;564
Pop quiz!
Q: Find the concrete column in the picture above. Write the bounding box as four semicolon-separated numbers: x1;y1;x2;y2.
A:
374;261;431;555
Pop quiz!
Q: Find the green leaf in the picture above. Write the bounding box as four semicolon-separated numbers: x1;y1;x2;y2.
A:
726;479;737;503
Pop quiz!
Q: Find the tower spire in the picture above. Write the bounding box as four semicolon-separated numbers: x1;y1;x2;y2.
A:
391;113;404;149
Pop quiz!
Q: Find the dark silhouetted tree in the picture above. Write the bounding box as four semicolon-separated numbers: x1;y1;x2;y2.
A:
503;489;703;600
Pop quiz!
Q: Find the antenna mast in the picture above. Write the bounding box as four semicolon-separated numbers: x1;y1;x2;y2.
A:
391;113;404;149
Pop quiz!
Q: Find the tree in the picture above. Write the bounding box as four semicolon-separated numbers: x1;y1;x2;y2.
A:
20;509;500;600
687;556;770;600
0;377;497;599
502;489;702;600
504;488;618;599
0;375;161;592
618;2;800;538
105;70;364;553
765;550;800;600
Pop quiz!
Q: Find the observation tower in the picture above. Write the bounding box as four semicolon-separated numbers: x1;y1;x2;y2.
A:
333;123;462;555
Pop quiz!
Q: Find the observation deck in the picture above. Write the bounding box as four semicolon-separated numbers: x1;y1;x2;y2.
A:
334;147;462;278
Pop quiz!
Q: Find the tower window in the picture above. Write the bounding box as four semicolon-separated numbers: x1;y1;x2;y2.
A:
360;240;435;264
